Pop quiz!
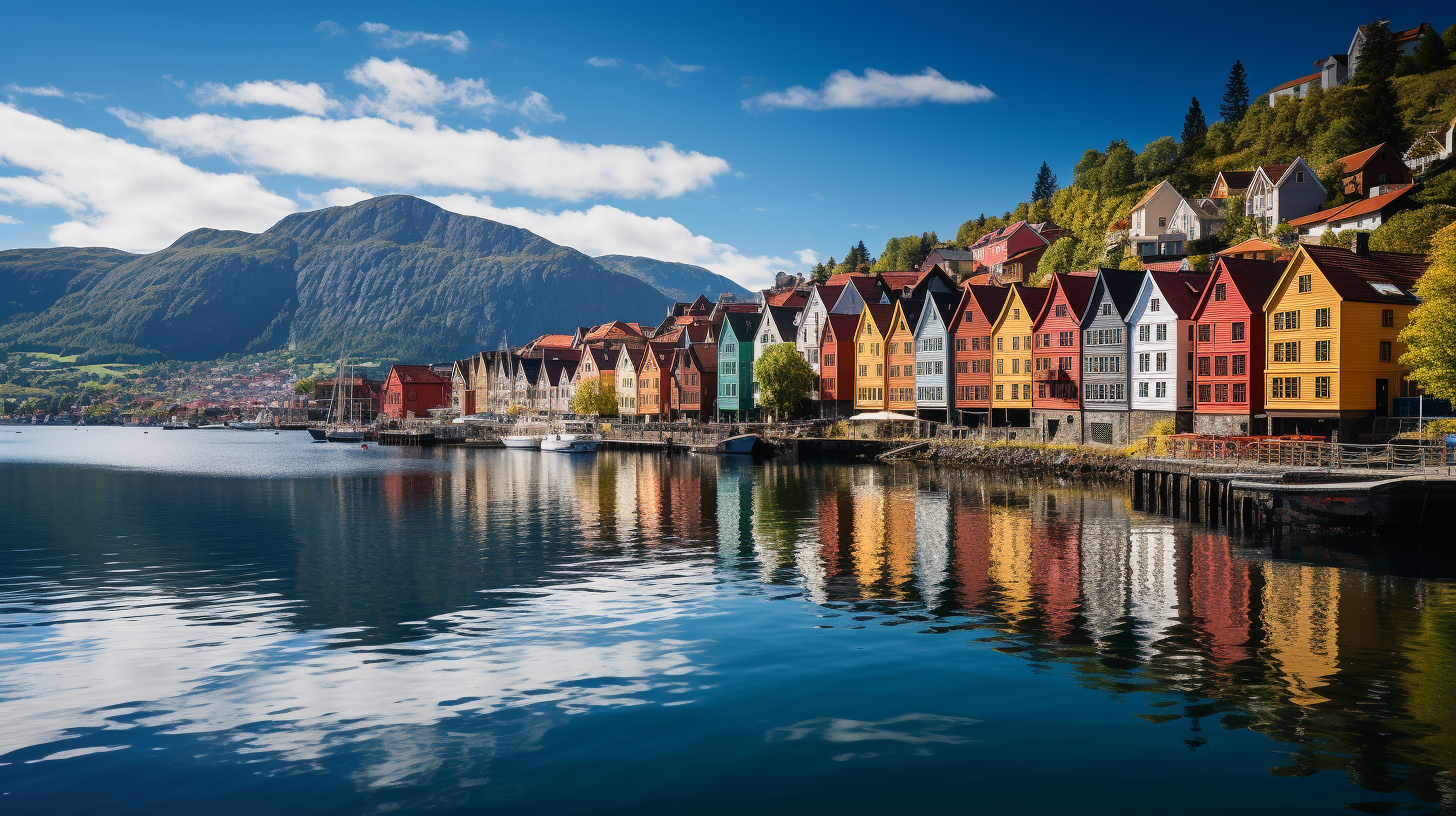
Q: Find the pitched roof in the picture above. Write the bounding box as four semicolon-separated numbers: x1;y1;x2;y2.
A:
1329;142;1389;174
846;275;886;304
518;357;543;384
826;271;875;285
587;346;619;370
764;304;802;341
723;310;762;341
1010;284;1048;321
388;364;448;385
1130;179;1178;212
1298;245;1428;305
824;312;860;341
813;283;845;309
1217;237;1281;256
893;296;925;334
1211;170;1255;194
1257;163;1292;185
1287;184;1417;228
542;358;571;386
1040;273;1097;323
620;346;646;372
1142;259;1189;273
963;284;1010;324
582;320;645;343
921;290;959;331
765;288;808;308
861;302;896;336
527;333;576;349
877;271;921;293
689;344;718;373
1269;72;1320;94
683;323;713;345
1196;257;1284;317
930;249;976;261
1145;271;1204;319
1095;268;1146;316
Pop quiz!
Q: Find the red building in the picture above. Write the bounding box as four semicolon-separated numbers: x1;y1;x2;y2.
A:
1190;256;1283;435
672;345;717;419
950;285;1009;426
381;365;450;420
818;313;859;416
1330;142;1414;198
1030;272;1097;442
966;221;1058;285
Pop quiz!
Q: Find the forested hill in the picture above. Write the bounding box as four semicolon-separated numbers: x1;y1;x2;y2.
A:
0;195;673;364
814;20;1456;282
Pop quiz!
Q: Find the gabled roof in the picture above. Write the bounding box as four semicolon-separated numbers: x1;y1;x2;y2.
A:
1269;72;1320;95
916;290;960;336
1011;285;1048;323
1289;245;1428;306
876;271;921;293
1142;259;1190;273
1287;184;1417;228
688;294;713;314
826;271;875;285
823;312;860;341
1130;179;1180;212
847;275;887;304
1210;170;1255;195
763;304;802;342
518;357;543;384
1093;268;1146;317
619;346;646;373
1217;237;1281;256
860;302;896;337
1035;273;1097;325
689;344;718;373
388;364;448;385
1329;142;1390;174
892;296;925;335
765;288;808;308
582;320;645;343
962;284;1010;325
722;310;762;342
1193;257;1284;318
526;333;576;350
587;346;619;370
1143;271;1205;319
930;249;977;261
812;283;845;311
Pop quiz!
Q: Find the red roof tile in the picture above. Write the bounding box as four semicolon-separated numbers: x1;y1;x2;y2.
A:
1269;72;1320;94
1287;184;1416;228
1300;244;1429;305
388;365;448;385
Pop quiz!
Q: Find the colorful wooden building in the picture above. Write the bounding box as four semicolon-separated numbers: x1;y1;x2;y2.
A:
818;313;859;417
1190;257;1282;435
615;346;646;419
912;291;960;421
989;284;1047;428
853;303;896;412
1127;270;1208;432
886;298;924;415
1080;269;1145;445
1261;239;1428;439
1030;272;1096;443
716;311;761;420
951;285;1009;427
381;364;450;421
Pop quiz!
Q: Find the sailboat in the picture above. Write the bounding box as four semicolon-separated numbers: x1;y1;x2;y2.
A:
326;356;371;443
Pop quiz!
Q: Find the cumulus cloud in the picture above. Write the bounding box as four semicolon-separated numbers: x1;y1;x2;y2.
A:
300;186;375;209
359;21;470;54
316;20;344;37
346;57;498;123
192;80;340;116
587;56;705;85
429;194;796;290
0;102;296;250
744;67;994;111
125;94;729;200
0;214;21;225
515;90;564;123
795;249;820;266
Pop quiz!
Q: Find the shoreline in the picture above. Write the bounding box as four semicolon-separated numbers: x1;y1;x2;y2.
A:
911;439;1135;477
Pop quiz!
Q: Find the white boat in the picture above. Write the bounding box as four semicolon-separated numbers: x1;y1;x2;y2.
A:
232;410;270;431
541;432;600;453
501;434;542;449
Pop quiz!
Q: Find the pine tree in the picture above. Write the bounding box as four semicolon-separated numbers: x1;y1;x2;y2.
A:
1031;162;1059;202
1411;28;1450;73
1351;75;1407;152
1220;60;1250;123
1354;21;1399;84
976;214;987;227
1181;97;1207;155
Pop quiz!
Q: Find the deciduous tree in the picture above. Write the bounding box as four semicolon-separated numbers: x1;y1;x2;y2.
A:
1371;205;1456;255
570;379;618;416
1099;140;1135;194
1135;137;1179;181
1400;223;1456;400
754;343;814;420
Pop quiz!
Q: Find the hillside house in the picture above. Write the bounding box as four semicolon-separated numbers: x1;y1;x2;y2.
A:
1168;197;1226;241
951;285;1009;428
919;249;978;276
1217;238;1283;262
1244;159;1325;232
1208;170;1255;200
1349;21;1439;77
1127;180;1190;259
967;221;1055;285
1289;185;1421;243
1031;272;1096;443
1404;116;1454;174
1329;143;1413;198
754;304;803;407
1262;237;1428;439
1190;257;1282;435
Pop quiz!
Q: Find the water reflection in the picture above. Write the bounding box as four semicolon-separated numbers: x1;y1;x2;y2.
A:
2;430;1455;814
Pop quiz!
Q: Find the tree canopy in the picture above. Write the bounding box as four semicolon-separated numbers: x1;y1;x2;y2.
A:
1221;60;1250;122
1371;205;1456;255
1181;97;1207;155
569;378;617;416
1353;21;1399;85
1400;223;1456;401
754;343;814;419
1032;162;1059;202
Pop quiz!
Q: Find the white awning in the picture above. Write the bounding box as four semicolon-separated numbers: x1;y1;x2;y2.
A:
848;411;919;422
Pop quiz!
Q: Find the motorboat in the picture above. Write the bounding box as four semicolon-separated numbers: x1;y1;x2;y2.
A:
501;434;542;449
716;433;762;455
198;423;230;430
540;421;600;453
326;427;368;443
232;410;270;431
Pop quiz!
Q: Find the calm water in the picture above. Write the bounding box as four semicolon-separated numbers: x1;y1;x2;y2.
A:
3;428;1456;815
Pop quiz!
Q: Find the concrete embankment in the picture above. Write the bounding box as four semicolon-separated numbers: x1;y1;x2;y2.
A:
913;439;1134;476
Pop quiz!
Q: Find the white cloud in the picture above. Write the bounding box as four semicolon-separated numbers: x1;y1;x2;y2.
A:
192;80;341;116
663;59;704;74
744;68;994;111
346;57;498;123
5;84;65;98
0;102;296;251
316;20;344;37
428;194;795;290
515;90;564;123
795;249;820;266
124;85;730;200
359;21;470;55
300;186;374;209
586;56;620;68
0;214;21;224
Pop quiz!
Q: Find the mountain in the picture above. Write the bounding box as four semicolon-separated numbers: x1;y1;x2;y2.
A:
593;254;752;302
0;196;674;363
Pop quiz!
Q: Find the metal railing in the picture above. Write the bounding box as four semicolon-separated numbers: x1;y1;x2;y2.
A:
1144;435;1452;473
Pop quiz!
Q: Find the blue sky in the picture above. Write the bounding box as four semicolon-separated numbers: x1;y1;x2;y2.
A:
0;1;1448;289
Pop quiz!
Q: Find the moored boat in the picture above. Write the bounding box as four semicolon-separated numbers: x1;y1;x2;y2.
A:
308;427;329;442
717;433;762;455
501;434;542;449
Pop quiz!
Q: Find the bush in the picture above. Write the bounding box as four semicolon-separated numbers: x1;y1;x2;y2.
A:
1370;205;1456;254
1148;418;1177;435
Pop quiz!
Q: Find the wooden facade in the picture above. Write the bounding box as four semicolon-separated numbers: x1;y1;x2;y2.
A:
818;313;859;416
853;303;895;411
1191;257;1282;435
951;285;1009;425
989;285;1047;423
1031;273;1096;419
886;299;922;414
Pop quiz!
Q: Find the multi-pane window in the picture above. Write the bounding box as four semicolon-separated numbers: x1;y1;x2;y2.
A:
1314;307;1331;328
1198;324;1211;342
1273;311;1300;330
1084;328;1123;345
997;359;1004;374
964;311;974;323
1315;376;1331;398
1197;357;1211;376
1232;355;1245;375
1138;382;1149;398
1314;340;1330;361
1156;352;1167;371
1082;356;1123;373
1382;309;1394;328
1233;383;1246;402
1198;384;1212;403
1139;325;1151;342
1055;304;1067;317
1213;283;1227;301
996;385;1004;400
1214;356;1228;376
1012;359;1020;374
1380;341;1392;362
1297;274;1312;293
1232;322;1245;341
996;337;1003;351
1150;298;1161;312
1155;382;1166;398
1273;342;1300;362
1012;336;1021;351
1215;383;1229;402
1139;353;1150;372
1156;324;1167;341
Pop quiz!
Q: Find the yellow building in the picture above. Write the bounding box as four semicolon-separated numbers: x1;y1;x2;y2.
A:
853;303;896;411
1261;240;1428;438
989;284;1048;426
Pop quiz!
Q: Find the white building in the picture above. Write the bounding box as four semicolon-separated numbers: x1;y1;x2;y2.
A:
1127;271;1205;423
796;282;843;379
912;291;959;419
1127;180;1190;258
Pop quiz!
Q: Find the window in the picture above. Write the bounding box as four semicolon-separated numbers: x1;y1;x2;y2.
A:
1214;356;1228;376
1232;355;1245;375
1156;352;1167;371
1138;353;1150;372
858;364;867;377
1158;217;1167;228
1215;383;1229;402
904;342;912;354
1156;324;1167;341
1198;356;1211;376
1055;304;1067;317
1155;382;1166;398
1139;325;1150;342
1298;274;1312;293
1297;170;1305;183
1012;359;1020;374
1314;307;1330;328
1315;376;1331;399
1187;351;1194;371
1314;340;1330;361
956;361;967;373
1102;303;1113;316
1012;309;1020;320
1380;341;1392;362
997;359;1004;374
1198;324;1211;342
1286;377;1300;398
1138;382;1149;397
1012;336;1021;351
1382;309;1394;328
1198;384;1212;403
1233;383;1246;402
1271;378;1283;399
1038;384;1047;399
1232;322;1245;342
996;385;1004;400
1214;283;1227;301
996;337;1003;351
1151;298;1161;312
1012;383;1020;400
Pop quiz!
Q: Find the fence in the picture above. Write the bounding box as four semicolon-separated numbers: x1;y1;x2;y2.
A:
1145;435;1452;473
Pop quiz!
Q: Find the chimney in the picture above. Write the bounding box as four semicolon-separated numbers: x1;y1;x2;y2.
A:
1351;231;1369;255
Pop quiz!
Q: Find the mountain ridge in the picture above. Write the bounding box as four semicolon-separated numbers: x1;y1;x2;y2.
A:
593;254;753;302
